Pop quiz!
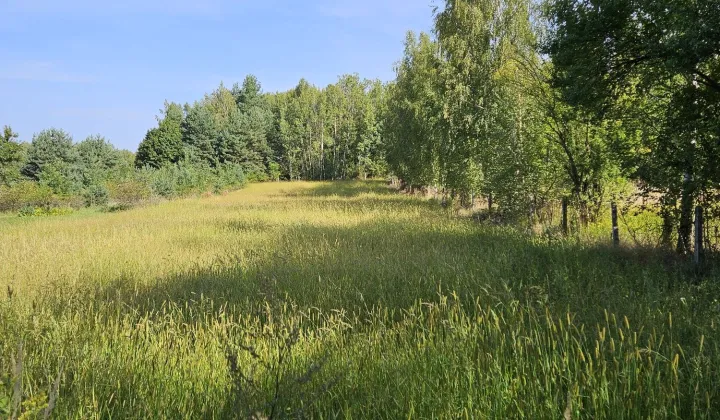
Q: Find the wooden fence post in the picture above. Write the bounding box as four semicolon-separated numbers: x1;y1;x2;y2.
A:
611;202;620;247
695;206;704;267
561;198;569;236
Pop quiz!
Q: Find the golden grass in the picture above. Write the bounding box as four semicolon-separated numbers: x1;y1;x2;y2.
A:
0;182;393;296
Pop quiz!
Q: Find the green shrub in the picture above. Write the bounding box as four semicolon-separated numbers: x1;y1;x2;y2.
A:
0;181;54;212
215;163;247;192
83;184;110;207
18;205;73;217
17;204;36;217
38;161;81;195
242;163;268;183
148;162;246;198
268;162;281;182
149;166;178;198
108;179;151;209
174;163;206;196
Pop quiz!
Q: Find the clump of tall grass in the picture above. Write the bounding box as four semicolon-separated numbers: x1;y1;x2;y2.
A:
2;290;716;418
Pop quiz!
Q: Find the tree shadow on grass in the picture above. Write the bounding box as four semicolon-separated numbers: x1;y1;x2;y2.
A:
297;180;396;198
96;212;715;333
54;190;720;418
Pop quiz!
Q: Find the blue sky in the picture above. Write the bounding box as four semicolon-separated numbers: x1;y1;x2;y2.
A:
1;0;436;151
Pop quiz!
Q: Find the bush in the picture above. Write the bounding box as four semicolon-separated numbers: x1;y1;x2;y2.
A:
214;163;246;193
146;162;246;198
108;179;151;209
18;206;73;217
0;160;249;214
83;184;110;207
267;162;281;182
149;166;178;198
0;182;54;212
149;162;209;198
242;163;268;183
38;161;81;195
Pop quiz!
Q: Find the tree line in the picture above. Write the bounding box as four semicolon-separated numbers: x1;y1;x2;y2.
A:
0;124;247;212
384;0;719;253
0;74;389;211
2;0;718;254
135;74;388;182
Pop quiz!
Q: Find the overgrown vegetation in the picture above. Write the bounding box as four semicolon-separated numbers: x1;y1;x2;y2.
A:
0;181;718;418
3;0;717;244
0;127;248;215
384;0;719;253
2;0;719;417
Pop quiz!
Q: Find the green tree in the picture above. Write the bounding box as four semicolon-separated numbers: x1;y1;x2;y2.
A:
0;125;26;186
384;32;444;190
113;150;136;179
39;161;79;195
286;79;320;180
76;135;120;186
1;126;19;143
267;92;296;179
182;102;219;166
525;62;630;225
234;76;274;177
233;75;264;111
390;0;545;214
23;128;76;181
359;80;388;179
136;102;184;169
544;0;720;252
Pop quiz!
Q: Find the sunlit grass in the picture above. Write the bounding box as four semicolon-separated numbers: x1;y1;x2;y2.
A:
0;181;718;418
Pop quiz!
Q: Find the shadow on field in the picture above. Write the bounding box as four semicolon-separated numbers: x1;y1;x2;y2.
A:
95;187;716;330
298;180;396;197
77;183;720;418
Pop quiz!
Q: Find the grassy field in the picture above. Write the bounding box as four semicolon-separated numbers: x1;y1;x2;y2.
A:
0;181;718;418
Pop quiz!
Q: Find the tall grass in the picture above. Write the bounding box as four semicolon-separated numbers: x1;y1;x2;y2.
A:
0;181;718;418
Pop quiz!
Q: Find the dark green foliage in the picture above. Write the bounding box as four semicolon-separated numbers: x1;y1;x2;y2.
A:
233;75;264;111
215;111;250;167
384;32;444;189
179;81;272;179
0;126;26;187
182;102;218;166
39;161;81;195
76;135;121;186
132;74;388;184
135;102;184;169
23;129;76;181
382;0;718;240
544;0;720;251
386;3;555;218
543;0;720;110
83;184;110;207
145;161;246;198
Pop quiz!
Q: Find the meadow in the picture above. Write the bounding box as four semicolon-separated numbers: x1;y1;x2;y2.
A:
0;181;718;418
